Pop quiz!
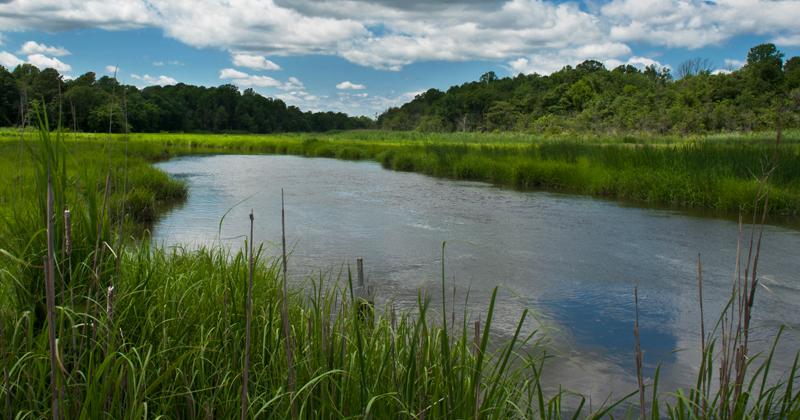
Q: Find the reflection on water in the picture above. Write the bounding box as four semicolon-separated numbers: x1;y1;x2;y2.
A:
153;154;800;399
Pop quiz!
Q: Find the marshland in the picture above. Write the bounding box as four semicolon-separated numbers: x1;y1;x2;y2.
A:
1;125;799;419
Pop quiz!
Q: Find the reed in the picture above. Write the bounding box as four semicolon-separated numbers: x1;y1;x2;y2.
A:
0;123;798;419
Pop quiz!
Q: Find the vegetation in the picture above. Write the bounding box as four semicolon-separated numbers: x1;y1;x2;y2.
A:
13;129;795;215
1;120;799;418
378;43;800;135
1;66;373;134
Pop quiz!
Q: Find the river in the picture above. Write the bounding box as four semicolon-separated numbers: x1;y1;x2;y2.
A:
152;154;800;400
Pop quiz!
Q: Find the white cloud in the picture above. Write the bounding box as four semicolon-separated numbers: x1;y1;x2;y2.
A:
721;58;745;72
105;65;119;74
17;41;70;56
131;74;178;85
232;54;281;71
276;90;318;102
153;61;164;66
220;68;250;79
0;0;799;72
26;54;72;71
602;0;800;49
219;68;304;90
772;34;800;47
336;81;366;90
277;88;420;117
0;51;24;69
169;60;184;66
0;50;74;72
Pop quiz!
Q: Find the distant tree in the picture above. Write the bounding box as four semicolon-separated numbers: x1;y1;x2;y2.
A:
644;64;672;87
0;66;18;125
577;60;605;73
785;56;800;73
569;77;595;110
612;64;641;75
745;43;785;89
479;71;498;84
784;56;800;90
676;57;714;79
87;103;125;133
214;105;228;133
746;43;784;68
415;88;445;105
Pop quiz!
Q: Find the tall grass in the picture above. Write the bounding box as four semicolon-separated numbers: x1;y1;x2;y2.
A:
31;129;798;215
1;126;798;418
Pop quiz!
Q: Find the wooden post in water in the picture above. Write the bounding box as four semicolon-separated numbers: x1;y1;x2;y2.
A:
355;258;375;329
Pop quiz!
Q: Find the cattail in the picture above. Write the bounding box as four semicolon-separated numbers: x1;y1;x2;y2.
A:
1;306;11;420
64;206;71;256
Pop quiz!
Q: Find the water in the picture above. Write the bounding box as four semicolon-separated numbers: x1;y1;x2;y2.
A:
153;154;800;398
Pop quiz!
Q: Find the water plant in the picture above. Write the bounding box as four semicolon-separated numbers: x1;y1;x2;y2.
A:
0;120;798;418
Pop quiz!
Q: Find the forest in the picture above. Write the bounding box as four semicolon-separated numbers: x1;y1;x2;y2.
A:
378;43;800;134
0;65;374;133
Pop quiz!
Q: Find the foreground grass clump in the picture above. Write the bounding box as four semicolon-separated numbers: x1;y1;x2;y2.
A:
0;134;187;224
2;239;585;418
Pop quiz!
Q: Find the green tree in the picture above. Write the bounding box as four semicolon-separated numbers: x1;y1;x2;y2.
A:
479;71;498;84
214;105;228;133
744;43;785;90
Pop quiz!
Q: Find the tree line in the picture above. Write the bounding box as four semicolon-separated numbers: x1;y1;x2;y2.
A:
0;65;373;133
378;43;800;134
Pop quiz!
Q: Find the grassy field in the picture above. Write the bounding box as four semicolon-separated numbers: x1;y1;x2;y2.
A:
1;127;799;418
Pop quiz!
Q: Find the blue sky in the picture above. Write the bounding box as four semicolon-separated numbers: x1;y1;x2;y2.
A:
1;0;799;117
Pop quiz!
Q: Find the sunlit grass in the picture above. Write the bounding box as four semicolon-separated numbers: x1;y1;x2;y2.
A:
1;127;799;418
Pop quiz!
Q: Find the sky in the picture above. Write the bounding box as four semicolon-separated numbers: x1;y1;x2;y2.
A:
0;0;799;117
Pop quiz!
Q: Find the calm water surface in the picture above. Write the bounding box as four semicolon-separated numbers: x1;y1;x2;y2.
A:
153;154;800;398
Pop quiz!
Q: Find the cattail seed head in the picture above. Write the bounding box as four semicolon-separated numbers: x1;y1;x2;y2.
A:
64;206;72;255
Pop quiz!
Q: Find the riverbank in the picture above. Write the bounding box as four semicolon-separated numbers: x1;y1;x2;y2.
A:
89;129;800;214
4;129;799;216
1;129;799;418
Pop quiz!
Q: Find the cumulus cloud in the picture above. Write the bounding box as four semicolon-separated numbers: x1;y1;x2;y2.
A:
169;60;184;65
276;90;318;102
0;50;74;72
722;58;745;71
220;68;304;90
0;51;24;69
131;74;178;85
772;34;800;47
336;81;366;89
277;88;419;116
153;61;164;66
602;0;800;49
0;0;799;71
17;41;70;56
232;54;281;71
105;65;119;74
27;54;72;71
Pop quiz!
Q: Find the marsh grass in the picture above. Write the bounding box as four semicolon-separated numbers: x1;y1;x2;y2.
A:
22;128;796;214
0;124;799;418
